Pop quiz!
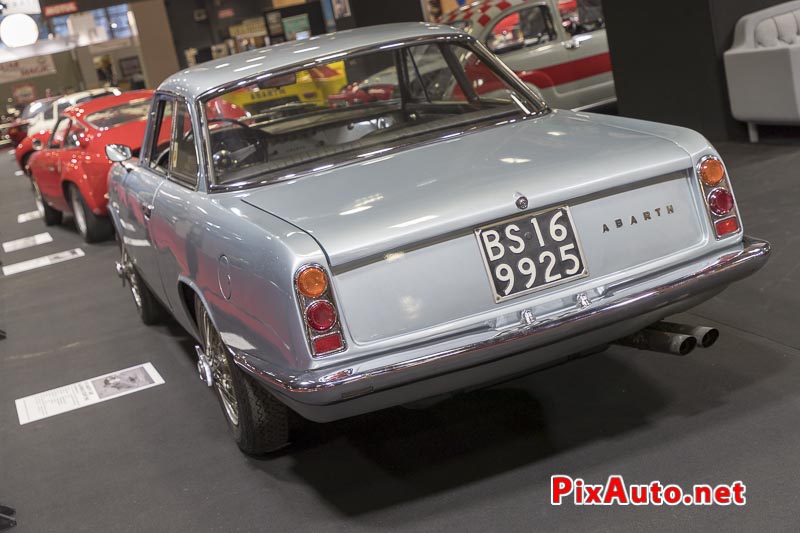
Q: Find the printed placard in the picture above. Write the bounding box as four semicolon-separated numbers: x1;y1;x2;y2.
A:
16;363;165;425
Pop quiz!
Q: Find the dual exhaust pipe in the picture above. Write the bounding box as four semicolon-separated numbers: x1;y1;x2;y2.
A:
615;321;719;356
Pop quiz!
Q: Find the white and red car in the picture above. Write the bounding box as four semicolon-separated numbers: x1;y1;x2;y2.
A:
443;0;614;110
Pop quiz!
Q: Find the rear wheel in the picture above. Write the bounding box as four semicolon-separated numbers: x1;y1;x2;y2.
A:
69;184;113;243
195;296;290;455
21;152;32;177
119;246;164;325
32;181;62;226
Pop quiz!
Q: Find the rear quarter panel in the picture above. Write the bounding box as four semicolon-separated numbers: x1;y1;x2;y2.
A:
152;191;326;373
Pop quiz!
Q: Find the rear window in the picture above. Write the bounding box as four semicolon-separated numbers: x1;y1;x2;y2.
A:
20;99;55;120
203;40;538;186
85;98;151;129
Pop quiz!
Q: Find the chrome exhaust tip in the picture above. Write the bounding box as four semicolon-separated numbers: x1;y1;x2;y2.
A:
649;322;720;349
616;329;697;356
195;345;213;387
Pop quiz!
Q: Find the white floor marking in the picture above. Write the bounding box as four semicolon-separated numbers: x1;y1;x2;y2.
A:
14;170;24;176
16;363;165;425
2;248;85;276
17;210;42;223
2;232;53;253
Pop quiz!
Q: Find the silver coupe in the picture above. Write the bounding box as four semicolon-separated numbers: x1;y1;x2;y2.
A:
106;23;770;454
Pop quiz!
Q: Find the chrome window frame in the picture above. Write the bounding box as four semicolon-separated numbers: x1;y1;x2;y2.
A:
140;91;204;192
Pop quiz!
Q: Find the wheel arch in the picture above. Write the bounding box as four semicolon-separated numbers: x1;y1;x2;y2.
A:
177;277;207;342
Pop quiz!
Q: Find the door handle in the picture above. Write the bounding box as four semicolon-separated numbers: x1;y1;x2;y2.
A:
47;166;56;172
141;202;154;219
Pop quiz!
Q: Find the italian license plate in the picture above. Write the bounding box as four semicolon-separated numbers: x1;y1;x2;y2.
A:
475;206;588;303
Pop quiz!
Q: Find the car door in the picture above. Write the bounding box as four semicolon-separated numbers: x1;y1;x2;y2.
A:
32;117;71;211
556;0;614;108
147;96;203;322
484;2;571;107
485;0;612;110
116;95;174;305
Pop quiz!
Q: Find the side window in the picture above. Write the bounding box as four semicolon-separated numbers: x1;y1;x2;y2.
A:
562;0;606;36
148;98;174;174
64;123;85;149
404;44;458;102
170;101;198;184
487;6;555;54
49;119;71;149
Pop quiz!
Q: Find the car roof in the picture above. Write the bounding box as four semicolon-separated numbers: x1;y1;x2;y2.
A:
159;23;467;101
442;0;544;28
55;87;121;106
65;90;154;121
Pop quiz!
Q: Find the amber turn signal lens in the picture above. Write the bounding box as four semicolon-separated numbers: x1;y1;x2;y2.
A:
297;266;327;298
699;157;725;186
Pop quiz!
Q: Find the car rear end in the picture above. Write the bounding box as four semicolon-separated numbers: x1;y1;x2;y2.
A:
233;111;768;422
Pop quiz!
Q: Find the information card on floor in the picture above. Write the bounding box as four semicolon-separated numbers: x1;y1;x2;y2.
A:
15;363;165;425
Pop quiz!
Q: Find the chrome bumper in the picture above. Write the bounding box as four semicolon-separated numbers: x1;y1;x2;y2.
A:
234;237;770;421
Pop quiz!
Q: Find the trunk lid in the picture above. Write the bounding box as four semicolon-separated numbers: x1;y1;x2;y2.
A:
241;110;707;343
241;111;692;268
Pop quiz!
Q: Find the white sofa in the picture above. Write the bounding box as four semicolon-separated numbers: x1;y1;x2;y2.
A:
724;1;800;142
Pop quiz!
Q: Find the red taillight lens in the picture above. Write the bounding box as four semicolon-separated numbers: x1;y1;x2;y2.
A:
715;217;739;237
698;157;725;186
306;300;336;331
708;188;734;216
313;333;343;355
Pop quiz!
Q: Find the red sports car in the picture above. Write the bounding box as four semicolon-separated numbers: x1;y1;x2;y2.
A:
27;90;159;242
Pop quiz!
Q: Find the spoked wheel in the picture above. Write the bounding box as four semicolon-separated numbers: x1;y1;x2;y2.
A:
199;303;239;427
32;181;62;226
118;246;164;325
195;296;291;455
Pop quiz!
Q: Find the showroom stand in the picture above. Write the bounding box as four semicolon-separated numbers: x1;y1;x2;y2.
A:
0;505;16;530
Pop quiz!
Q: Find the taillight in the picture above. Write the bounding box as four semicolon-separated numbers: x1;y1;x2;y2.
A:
296;266;327;298
698;157;725;186
707;188;734;216
313;333;344;354
294;264;345;357
306;300;336;331
715;217;740;237
696;155;741;240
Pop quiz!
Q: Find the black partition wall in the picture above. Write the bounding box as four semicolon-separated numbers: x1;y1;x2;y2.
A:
603;0;788;141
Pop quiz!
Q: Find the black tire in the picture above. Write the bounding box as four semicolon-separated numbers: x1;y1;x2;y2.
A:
21;152;32;177
68;184;113;243
32;181;63;226
120;245;165;325
195;296;290;455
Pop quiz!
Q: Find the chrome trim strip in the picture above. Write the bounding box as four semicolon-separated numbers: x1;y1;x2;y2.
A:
235;237;770;401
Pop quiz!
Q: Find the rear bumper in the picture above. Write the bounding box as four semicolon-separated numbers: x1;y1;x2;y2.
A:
234;236;770;422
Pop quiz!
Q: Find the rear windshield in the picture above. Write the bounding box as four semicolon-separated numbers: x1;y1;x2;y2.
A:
20;99;55;120
85;98;151;129
203;40;538;186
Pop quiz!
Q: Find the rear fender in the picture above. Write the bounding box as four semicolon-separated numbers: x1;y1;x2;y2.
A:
61;155;110;215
